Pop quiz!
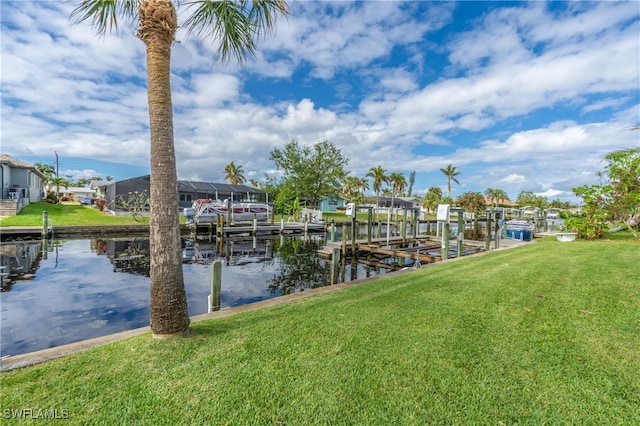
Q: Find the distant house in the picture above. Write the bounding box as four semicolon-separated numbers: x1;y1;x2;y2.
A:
58;186;96;201
90;180;111;198
378;196;422;209
319;196;346;212
0;154;45;216
95;175;267;211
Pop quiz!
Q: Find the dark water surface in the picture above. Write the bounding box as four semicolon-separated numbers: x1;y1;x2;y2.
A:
1;235;387;357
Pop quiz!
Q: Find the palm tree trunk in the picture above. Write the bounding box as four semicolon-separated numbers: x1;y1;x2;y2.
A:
139;0;189;336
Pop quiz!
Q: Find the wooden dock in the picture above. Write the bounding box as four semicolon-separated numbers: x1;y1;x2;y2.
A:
0;222;326;241
318;235;486;269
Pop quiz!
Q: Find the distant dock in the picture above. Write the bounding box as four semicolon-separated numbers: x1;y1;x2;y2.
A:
0;222;326;241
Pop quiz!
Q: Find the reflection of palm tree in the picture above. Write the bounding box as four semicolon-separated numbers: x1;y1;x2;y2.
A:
366;166;387;212
224;161;246;185
72;0;288;337
440;164;460;198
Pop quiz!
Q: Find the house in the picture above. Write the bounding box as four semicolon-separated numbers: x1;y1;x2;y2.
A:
58;186;96;202
90;180;111;198
0;155;45;216
319;196;346;212
378;196;422;209
95;175;267;211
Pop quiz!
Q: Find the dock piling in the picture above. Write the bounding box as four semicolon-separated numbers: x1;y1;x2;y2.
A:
209;260;222;312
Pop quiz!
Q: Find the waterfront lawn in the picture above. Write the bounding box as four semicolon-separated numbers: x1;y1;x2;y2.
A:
1;236;639;424
0;202;147;226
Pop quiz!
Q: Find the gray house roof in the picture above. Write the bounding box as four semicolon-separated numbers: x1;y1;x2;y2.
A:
0;154;46;179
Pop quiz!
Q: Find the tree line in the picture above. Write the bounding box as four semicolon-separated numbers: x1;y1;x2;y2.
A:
220;139;573;217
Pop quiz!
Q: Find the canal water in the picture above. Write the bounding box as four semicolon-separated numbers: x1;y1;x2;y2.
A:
0;234;389;357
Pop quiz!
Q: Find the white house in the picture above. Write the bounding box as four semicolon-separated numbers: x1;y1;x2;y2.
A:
0;154;45;216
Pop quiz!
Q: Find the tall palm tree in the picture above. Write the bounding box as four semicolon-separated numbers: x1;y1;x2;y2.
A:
366;165;387;212
388;172;406;220
71;0;288;337
440;164;461;198
224;161;245;185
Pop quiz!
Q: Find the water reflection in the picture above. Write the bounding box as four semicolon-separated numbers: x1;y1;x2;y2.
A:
0;234;387;357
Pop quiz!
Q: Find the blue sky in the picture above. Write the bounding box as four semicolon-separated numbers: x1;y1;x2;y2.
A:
1;1;638;203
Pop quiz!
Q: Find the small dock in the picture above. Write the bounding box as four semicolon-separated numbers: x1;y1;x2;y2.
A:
318;235;486;270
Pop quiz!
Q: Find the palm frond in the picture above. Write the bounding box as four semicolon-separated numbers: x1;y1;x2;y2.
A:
71;0;139;37
181;0;288;63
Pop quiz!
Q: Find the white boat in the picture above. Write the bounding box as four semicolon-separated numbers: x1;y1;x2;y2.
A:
184;199;271;225
556;232;577;242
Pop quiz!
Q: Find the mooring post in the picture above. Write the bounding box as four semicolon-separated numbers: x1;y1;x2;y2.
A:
330;247;340;285
209;259;222;312
485;211;492;251
42;210;49;238
493;211;501;249
341;223;347;256
330;220;336;242
253;215;257;235
280;217;284;234
457;211;464;257
413;209;418;238
367;208;372;244
442;222;450;260
402;209;408;240
351;216;357;256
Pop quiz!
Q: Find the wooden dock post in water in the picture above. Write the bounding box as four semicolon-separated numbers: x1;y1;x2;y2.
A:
485;210;492;251
442;222;450;260
341;223;347;256
209;260;222;312
367;208;373;244
330;220;336;242
330;247;340;285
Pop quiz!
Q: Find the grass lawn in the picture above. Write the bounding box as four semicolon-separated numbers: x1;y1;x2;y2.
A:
0;202;156;226
1;236;639;424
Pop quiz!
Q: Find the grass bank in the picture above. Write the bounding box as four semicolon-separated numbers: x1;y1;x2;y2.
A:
1;236;639;424
0;202;154;226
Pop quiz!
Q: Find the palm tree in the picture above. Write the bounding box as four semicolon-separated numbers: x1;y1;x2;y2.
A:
71;0;288;337
388;172;406;220
484;188;510;207
440;164;461;198
224;161;245;185
422;186;442;214
366;165;387;212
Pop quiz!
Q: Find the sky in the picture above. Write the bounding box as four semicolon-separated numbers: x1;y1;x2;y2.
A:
1;1;639;203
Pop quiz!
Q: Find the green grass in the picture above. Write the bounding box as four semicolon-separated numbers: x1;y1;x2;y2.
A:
0;202;153;226
1;236;639;424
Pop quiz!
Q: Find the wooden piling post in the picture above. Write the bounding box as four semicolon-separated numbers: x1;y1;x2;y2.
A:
330;248;340;285
330;219;336;242
442;222;450;260
367;208;372;244
209;259;222;312
341;223;347;256
252;215;257;235
351;216;357;256
457;212;464;257
485;211;492;251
